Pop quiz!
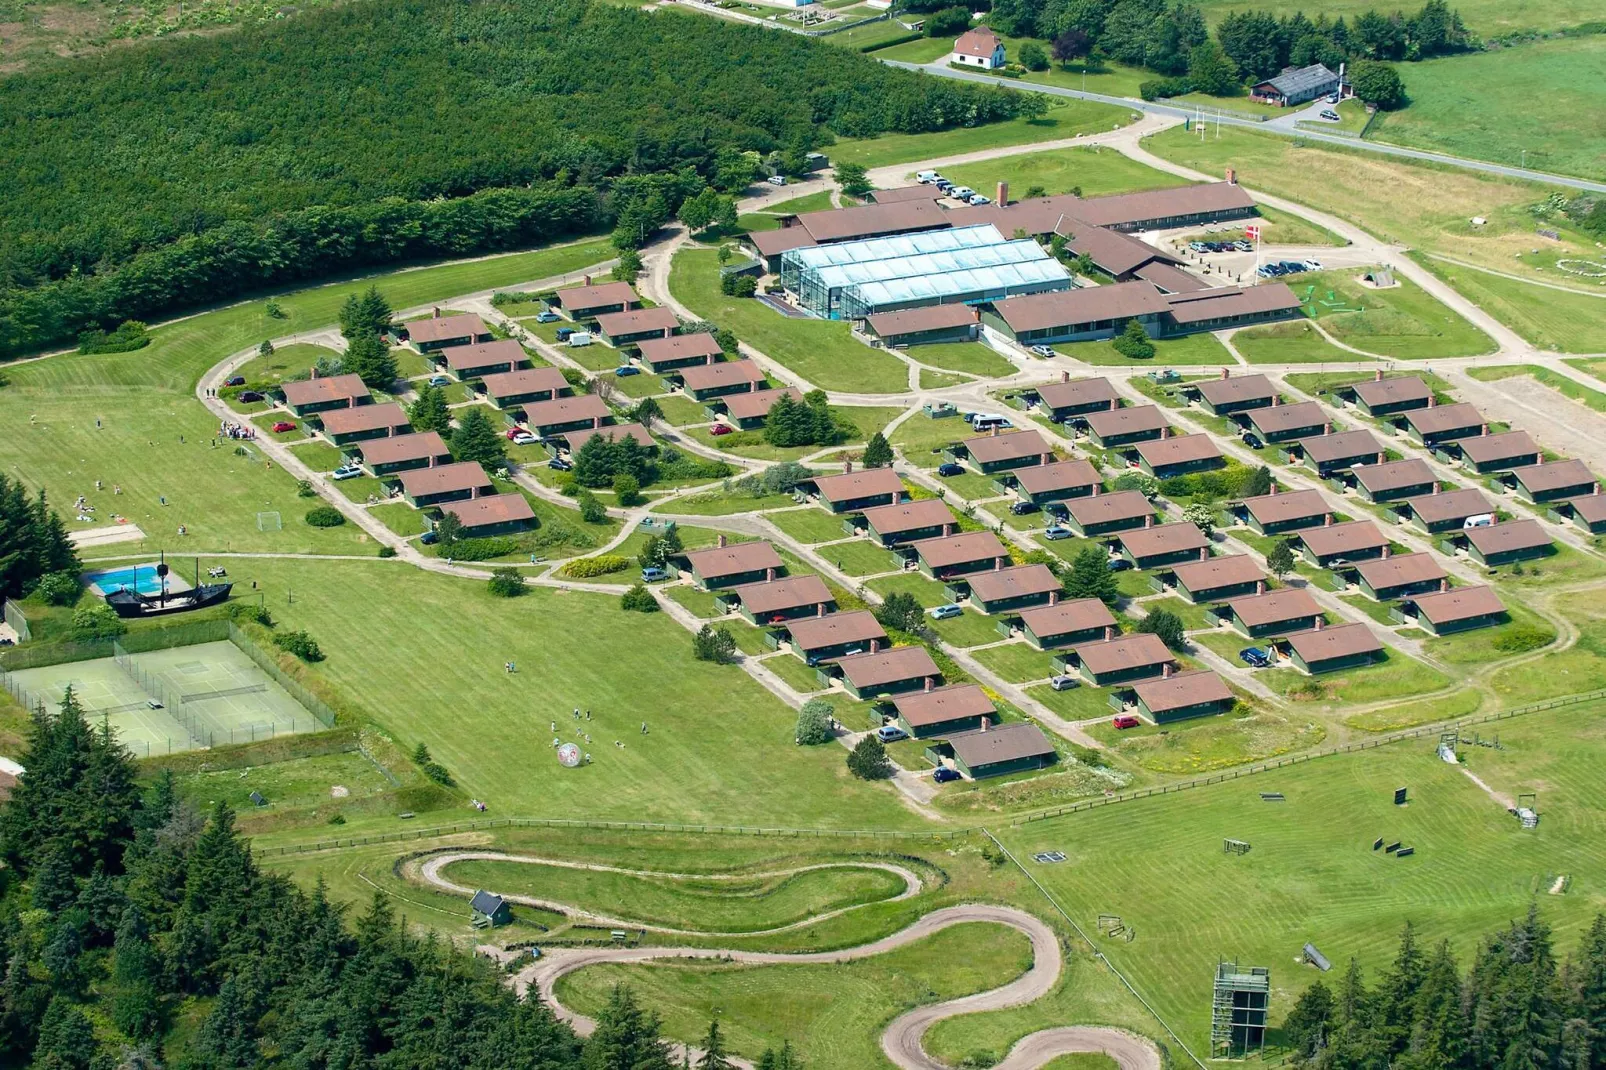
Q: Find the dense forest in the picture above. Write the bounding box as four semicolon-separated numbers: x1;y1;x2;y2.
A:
0;0;1034;359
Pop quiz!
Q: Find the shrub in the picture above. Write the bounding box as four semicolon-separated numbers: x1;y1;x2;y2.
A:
304;504;346;527
1018;42;1049;70
556;555;626;579
847;735;893;780
272;629;325;662
1111;319;1156;359
612;473;644;507
435;535;518;561
76;320;150;354
412;742;454;786
35;570;82;606
487;566;526;597
692;624;737;663
1182;502;1218;535
295;479;317;498
1113;471;1159;499
377;545;397;558
1139;76;1192;101
1350;59;1406;109
1136;608;1186;651
875;591;926;634
923;6;971;36
620;583;659;613
577;490;608;524
796;699;835;745
70;604;126;642
1492;624;1553;654
226;601;273;627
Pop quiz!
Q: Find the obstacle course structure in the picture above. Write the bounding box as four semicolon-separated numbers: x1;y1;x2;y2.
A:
1211;961;1270;1058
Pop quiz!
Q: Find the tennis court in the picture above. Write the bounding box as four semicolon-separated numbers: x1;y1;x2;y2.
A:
7;639;322;757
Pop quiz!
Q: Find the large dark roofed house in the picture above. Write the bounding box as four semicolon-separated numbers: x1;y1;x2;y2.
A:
1250;63;1342;106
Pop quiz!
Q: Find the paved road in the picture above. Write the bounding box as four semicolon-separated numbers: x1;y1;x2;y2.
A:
515;903;1162;1070
880;60;1606;195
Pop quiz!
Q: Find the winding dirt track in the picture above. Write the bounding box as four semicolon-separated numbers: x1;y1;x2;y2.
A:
416;854;1159;1070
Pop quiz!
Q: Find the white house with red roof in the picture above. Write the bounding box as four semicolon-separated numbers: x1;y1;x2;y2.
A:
951;26;1005;69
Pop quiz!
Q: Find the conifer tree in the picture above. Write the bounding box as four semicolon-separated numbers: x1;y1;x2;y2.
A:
1064;545;1119;605
343;332;398;389
862;431;894;468
449;406;506;469
696;1021;733;1070
408;383;452;434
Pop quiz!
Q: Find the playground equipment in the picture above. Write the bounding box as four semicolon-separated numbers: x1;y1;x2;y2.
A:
1302;943;1332;971
1394;786;1409;806
1098;914;1135;942
1211;962;1270;1058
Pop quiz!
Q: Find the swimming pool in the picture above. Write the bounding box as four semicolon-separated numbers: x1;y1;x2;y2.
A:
84;565;169;596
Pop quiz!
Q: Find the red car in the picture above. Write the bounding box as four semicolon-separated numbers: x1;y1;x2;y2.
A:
1112;715;1141;730
271;421;297;434
709;424;734;436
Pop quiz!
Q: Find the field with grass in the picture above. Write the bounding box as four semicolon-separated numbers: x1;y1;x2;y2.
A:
1369;37;1606;183
1289;268;1495;359
1411;255;1606;353
830;99;1136;171
669;248;909;393
1054;330;1233;367
906;342;1017;378
941;146;1188;202
1232;318;1363;364
1466;363;1606;414
1181;203;1348;248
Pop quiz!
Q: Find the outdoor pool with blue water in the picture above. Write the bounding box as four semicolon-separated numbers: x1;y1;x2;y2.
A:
84;565;169;596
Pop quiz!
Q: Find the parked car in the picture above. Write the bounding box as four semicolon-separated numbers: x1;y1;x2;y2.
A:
933;766;962;783
427;374;452;387
1326;92;1341;103
1240;647;1271;668
271;421;297;433
1010;500;1040;515
1112;714;1142;730
641;567;669;582
950;186;976;201
548;456;574;471
916;170;940;184
332;464;363;480
1043;524;1074;540
615;365;640;377
967;193;991;206
1320;109;1341;121
224;375;246;387
1188;241;1208;252
767;175;787;186
1029;344;1056;358
555;327;574;342
709;424;734;436
1303;259;1324;271
535;310;561;323
876;724;909;743
1044;502;1069;519
420;530;438;545
1107;557;1133;572
1049;675;1080;691
928;603;963;620
238;390;265;403
936;462;965;477
1241;431;1264;449
1234;240;1253;252
509;431;537;446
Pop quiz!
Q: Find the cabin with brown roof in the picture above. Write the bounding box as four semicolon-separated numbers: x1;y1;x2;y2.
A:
888;684;994;739
986;281;1172;345
1465;519;1552;567
1065;489;1154;537
355;431;452;477
638;333;722;374
951;25;1006;69
1227;588;1323;638
715;387;802;430
1566;491;1606;535
1166;554;1266;604
1246;401;1327;444
674;538;784;591
435;492;535;538
394;461;495;508
1510;459;1596;504
1195;371;1276;417
481;367;570;409
720;575;835;626
595;307;679;348
1348;373;1431;417
808;468;905;514
1404;585;1506;635
403;312;491;354
1299;429;1385;478
1456;429;1540;475
907;531;1010;581
1276;621;1384;675
1351;551;1446;601
1033;375;1121;421
280;374;371;417
1135;434;1223;480
1405;487;1495;534
1352;458;1437;503
319;403;410;446
1297;519;1389;567
1085;404;1169;449
1018;600;1117;650
1118;522;1211;570
1015;459;1100;505
1070;633;1174;686
1129;670;1236;723
563;423;654;454
944;721;1056;780
553;281;640;320
863;305;979;348
524;395;611;439
956;429;1054;475
678;360;766;401
437;339;522;380
786;610;888;665
1240;490;1331;535
1403;402;1483;447
833;645;942;701
964;564;1061;615
863;499;956;547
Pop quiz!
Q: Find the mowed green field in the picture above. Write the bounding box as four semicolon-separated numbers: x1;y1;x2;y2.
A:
1369;37;1606;183
998;699;1606;1053
940;146;1187;201
829;99;1136;171
1411;254;1606;353
1293;268;1495;359
1181;0;1595;35
196;557;924;830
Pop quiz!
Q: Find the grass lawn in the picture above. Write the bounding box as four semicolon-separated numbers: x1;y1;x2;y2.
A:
1564;358;1606;384
666;490;798;516
906;342;1017;378
830;99;1136;172
1166;91;1286;121
1346;686;1486;732
1026;681;1121;721
768;508;859;544
865;571;954;608
970;641;1058;683
929;608;1012;648
816;16;922;50
1413;255;1606;354
999;698;1606;1055
875;34;1149;98
367;502;428;537
174;749;398;832
1369;38;1606;183
759;652;831;694
1260;648;1453;708
557;922;1033;1069
921;369;968;389
1180;203;1348;248
761;190;837;215
823;540;899;577
656;395;710;426
1137;595;1218;632
1467;364;1606;414
1289;268;1495;360
200;558;923;829
234;343;341;386
665;584;724;619
1086;706;1324;774
1055;330;1232;367
1233;318;1367;364
941;146;1187;202
889;417;973;468
669;249;909;393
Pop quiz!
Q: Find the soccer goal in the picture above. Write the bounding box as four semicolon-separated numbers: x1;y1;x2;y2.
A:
257;511;282;532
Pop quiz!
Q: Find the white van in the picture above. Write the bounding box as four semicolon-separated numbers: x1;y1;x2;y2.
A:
567;331;594;348
916;170;940;184
1463;513;1495;529
950;186;976;201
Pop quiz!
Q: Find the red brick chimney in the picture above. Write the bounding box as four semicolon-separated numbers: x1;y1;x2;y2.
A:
309;366;319;379
766;567;776;581
1091;483;1100;497
1428;395;1437;407
584;274;592;286
1375;369;1385;382
1482;424;1490;436
1440;577;1450;592
717;533;728;548
980;715;990;732
1062;370;1071;383
990;425;999;437
994;556;1004;571
1162;662;1174;678
1271;395;1280;407
1041;452;1052;465
1325;422;1333;435
997;181;1009;207
817;602;827;617
844;457;854;473
1432;483;1441;495
1105;625;1117;640
943;522;955;536
1595;484;1602;496
1325;513;1333;526
1315;616;1324;631
1160;426;1170;439
1144;514;1153;528
1256;579;1266;595
1049;590;1059;605
1382;545;1391;558
1220;367;1230;380
925;676;935;692
869;638;880;653
1226;167;1237;185
1199;546;1209;560
432;306;441;318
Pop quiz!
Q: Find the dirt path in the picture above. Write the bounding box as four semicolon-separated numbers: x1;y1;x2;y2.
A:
513;903;1161;1070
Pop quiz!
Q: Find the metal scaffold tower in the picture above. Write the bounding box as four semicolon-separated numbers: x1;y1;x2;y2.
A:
1211;961;1271;1059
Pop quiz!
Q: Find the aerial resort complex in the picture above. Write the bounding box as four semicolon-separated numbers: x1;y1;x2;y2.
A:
1;0;1604;1066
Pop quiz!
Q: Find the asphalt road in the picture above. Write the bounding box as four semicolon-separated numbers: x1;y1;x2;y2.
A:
879;60;1606;195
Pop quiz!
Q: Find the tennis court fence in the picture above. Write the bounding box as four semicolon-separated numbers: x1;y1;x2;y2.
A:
226;622;336;729
2;599;28;643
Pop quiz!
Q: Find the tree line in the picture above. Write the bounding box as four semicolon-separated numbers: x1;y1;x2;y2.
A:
0;0;1037;359
0;686;785;1068
0;476;80;601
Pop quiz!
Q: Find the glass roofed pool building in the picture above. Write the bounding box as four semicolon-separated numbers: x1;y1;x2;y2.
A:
778;225;1073;321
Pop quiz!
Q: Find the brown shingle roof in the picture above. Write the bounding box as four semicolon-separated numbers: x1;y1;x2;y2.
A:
1352;458;1435;494
1085;404;1168;438
1465;519;1551;556
1247;401;1326;435
1163;283;1303;325
722;387;802;422
638;333;723;365
405;313;487;345
1132;260;1212;294
1298;520;1389;558
481;366;568;400
994;281;1171;333
1070;182;1256;229
947;721;1054;767
281;374;370;409
730;575;833;618
1170;554;1265;592
794;200;950;244
1074;633;1172;675
911;530;1008;569
1300;429;1385;465
555;281;638;310
355;431;450;467
1406;402;1483;436
397;461;493;498
1456;430;1537;465
869;184;946;205
1570;493;1606;523
1242;490;1329;526
595;307;679;337
524;394;610;430
683;541;784;580
787;610;887;651
1282;622;1383;663
748;228;819;259
953;26;1002;58
1410;585;1505;625
320;403;409;436
1511;459;1596;494
863;498;956;536
1196;373;1275;408
1059;224;1181;276
1229;588;1322;628
440;492;534;528
1017;598;1116;638
891;684;995;728
966;564;1061;604
1407;487;1496;525
679;360;767;392
1353;552;1445;591
1066;490;1153;527
1131;670;1234;714
1134;434;1221;469
1119;523;1210;559
1352;375;1430;408
865;304;978;337
811;467;905;505
438;339;523;372
565;423;653;451
836;645;940;689
964;429;1051;465
1015;459;1100;495
1036;377;1119;412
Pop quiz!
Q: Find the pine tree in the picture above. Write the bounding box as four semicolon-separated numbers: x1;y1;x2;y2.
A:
1267;540;1297;579
343;332;398;389
1064;546;1119;605
33;997;99;1070
1575;915;1606;1064
764;394;806;448
338;286;393;339
633;396;664;428
1135;607;1185;651
574;433;621;488
1243;465;1273;497
408;383;452;434
846;736;893;780
1377;923;1427;1056
450;406;506;469
583;987;674;1070
1282;978;1333;1061
692;625;736;663
696;1021;733;1070
1396;939;1467;1070
862;432;894;469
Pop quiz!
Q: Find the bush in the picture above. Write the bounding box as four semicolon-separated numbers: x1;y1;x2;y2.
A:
577;490;608;524
1492;624;1553;655
1139;76;1192;102
1350;59;1406;109
377;545;397;558
923;5;971;36
875;591;926;634
487;566;527;597
226;601;273;627
1018;42;1049;70
1111;319;1156;359
1135;608;1186;651
76;320;150;354
1113;471;1159;499
620;583;659;613
692;624;738;663
272;629;325;662
304;504;346;527
296;479;317;498
35;570;82;606
796;699;835;745
719;272;757;298
436;535;518;561
413;742;454;787
560;555;630;578
70;604;126;642
847;735;894;779
612;473;644;507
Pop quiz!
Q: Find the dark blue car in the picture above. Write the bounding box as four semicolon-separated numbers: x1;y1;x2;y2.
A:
936;463;965;477
1240;647;1271;668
